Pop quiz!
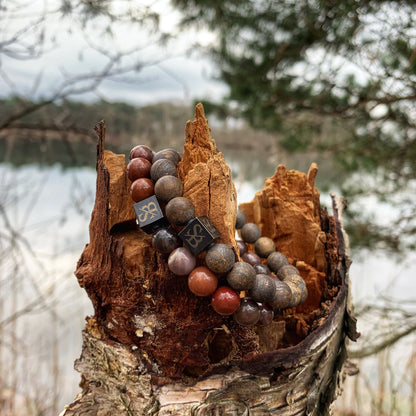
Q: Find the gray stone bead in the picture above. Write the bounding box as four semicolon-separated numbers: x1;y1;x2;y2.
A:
240;222;261;244
226;261;256;291
205;244;236;274
266;252;290;273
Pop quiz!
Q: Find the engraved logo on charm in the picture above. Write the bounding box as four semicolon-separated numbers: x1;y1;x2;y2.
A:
137;201;158;222
183;224;205;248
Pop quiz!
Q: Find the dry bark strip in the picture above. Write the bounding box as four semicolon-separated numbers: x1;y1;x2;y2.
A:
62;104;358;415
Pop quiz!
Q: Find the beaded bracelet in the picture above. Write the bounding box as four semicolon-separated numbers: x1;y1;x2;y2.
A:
127;144;308;328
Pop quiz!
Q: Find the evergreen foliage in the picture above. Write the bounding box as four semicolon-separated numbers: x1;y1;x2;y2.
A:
173;0;416;253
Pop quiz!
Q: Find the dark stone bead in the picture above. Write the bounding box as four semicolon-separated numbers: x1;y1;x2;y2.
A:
254;236;275;258
152;227;181;254
240;222;261;244
253;263;270;275
129;145;153;162
152;148;182;165
241;251;262;266
269;280;293;310
205;243;236;274
257;303;274;327
188;266;218;296
130;178;154;203
154;175;183;203
150;159;177;182
179;216;220;255
235;210;246;229
167;247;196;276
277;265;300;280
127;157;152;182
249;274;276;304
236;240;248;257
233;298;260;327
266;252;290;273
133;195;168;234
165;197;195;226
211;286;240;315
226;261;256;291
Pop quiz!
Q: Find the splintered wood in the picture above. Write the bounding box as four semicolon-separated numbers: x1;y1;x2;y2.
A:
65;104;357;415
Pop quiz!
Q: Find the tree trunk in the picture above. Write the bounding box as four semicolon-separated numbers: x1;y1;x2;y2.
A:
62;104;358;416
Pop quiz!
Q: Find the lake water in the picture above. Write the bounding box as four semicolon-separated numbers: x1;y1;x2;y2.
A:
0;139;415;415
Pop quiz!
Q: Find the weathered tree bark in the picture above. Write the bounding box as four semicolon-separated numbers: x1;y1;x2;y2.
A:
62;104;358;416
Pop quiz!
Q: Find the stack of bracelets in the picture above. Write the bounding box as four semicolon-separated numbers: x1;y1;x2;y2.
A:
127;144;308;328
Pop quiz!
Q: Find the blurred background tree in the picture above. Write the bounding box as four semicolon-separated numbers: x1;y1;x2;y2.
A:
172;0;416;254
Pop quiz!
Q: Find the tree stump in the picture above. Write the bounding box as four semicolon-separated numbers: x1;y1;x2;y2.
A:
62;104;358;416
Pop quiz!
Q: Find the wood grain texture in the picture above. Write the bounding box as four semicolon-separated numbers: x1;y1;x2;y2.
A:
63;105;358;415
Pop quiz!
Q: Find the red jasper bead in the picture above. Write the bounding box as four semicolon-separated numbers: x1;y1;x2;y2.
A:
130;178;154;202
129;145;153;162
127;157;152;181
211;286;240;316
188;266;218;297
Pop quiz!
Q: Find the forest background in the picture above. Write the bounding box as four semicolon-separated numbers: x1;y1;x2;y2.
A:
1;1;416;415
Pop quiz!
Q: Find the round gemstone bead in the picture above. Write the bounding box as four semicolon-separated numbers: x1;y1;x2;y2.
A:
129;144;153;162
249;274;276;304
152;228;181;254
154;175;183;203
277;265;301;280
233;298;260;327
150;159;177;182
241;251;262;266
257;303;274;327
211;286;240;315
188;266;218;297
235;210;246;229
285;281;303;307
240;222;261;244
127;157;152;181
130;178;154;203
152;148;182;165
254;236;275;258
165;197;195;226
167;247;196;276
205;244;236;274
226;261;256;291
266;252;290;273
253;263;270;275
236;240;248;257
269;280;292;309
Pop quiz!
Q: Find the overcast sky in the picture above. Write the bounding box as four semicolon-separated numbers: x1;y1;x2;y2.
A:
0;0;228;106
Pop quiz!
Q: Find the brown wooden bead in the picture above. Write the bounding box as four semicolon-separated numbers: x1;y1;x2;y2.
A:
165;197;195;226
150;159;177;182
254;236;275;258
168;247;196;276
233;298;260;327
226;261;256;291
266;252;289;273
269;280;292;309
240;222;261;244
154;175;183;203
152;148;182;165
205;243;235;274
188;266;218;297
257;303;274;326
127;157;152;181
211;286;240;315
241;251;262;266
130;178;154;203
129;144;153;162
249;274;276;304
